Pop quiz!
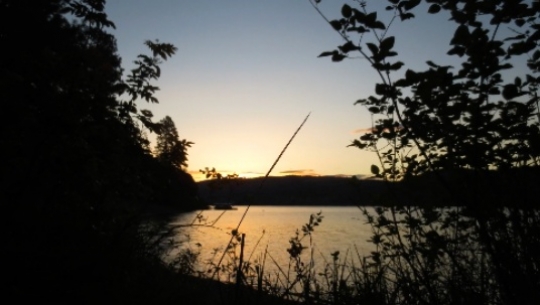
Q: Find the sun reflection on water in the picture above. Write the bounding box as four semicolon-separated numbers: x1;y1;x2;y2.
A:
167;206;374;279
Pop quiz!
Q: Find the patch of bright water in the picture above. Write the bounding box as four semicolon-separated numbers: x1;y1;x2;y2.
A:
167;206;375;279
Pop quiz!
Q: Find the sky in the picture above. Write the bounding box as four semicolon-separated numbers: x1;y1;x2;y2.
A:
104;0;463;181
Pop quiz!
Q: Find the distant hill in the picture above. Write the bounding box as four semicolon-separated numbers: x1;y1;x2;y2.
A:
197;175;386;206
391;167;540;208
197;167;540;207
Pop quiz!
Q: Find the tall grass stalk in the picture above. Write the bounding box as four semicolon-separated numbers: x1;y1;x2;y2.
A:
211;112;311;279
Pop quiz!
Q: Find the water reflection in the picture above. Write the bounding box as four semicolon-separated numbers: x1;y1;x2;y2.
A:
168;206;375;276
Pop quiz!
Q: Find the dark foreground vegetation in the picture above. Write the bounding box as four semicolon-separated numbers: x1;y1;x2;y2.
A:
193;0;540;304
302;0;540;304
3;0;540;304
0;0;211;302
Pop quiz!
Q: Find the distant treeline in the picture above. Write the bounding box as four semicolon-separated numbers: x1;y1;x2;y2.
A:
198;175;384;206
198;167;540;207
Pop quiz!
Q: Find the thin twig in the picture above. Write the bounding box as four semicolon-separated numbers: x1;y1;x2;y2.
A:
211;112;312;279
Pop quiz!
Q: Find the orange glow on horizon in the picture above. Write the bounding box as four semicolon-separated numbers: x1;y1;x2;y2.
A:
189;169;322;182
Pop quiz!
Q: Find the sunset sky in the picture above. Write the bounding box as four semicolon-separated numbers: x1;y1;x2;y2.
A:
104;0;467;181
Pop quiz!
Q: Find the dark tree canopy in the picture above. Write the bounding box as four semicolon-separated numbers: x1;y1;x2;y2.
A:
1;0;200;301
155;116;193;169
314;0;540;180
1;0;195;209
312;2;540;304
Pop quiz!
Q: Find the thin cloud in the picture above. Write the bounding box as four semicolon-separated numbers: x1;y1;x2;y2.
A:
238;171;265;178
279;169;319;176
242;171;264;176
351;127;373;134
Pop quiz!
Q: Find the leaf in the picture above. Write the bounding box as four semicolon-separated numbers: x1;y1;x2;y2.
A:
515;77;522;87
390;61;404;71
530;30;540;42
329;20;342;31
140;109;153;118
372;62;386;71
145;40;177;60
355;11;366;23
505;34;527;41
447;46;465;57
394;79;409;87
339;41;359;53
347;26;369;33
426;60;438;68
372;21;386;30
488;87;500;95
428;4;441;14
371;164;381;175
360;134;373;141
400;12;415;21
318;51;336;57
348;139;367;149
366;43;379;57
403;0;421;10
508;41;535;55
450;25;470;46
332;53;346;62
405;69;418;82
375;83;387;95
366;12;377;24
368;106;380;114
380;36;395;51
341;4;352;18
502;84;519;100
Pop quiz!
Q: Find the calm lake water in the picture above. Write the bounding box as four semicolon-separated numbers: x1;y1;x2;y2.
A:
168;206;376;276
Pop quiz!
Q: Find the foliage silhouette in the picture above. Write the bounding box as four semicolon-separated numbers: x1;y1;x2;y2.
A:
1;0;200;302
155;115;193;170
311;0;540;304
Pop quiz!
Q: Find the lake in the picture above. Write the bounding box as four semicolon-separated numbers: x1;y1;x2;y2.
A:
168;206;376;279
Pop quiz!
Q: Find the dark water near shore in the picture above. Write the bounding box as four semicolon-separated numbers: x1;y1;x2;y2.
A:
169;206;375;275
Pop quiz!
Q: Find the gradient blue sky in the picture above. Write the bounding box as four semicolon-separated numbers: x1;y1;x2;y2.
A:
104;0;461;180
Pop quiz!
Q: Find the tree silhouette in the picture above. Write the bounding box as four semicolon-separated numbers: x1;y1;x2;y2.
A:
1;1;200;301
155;116;193;169
313;0;540;180
312;1;540;304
